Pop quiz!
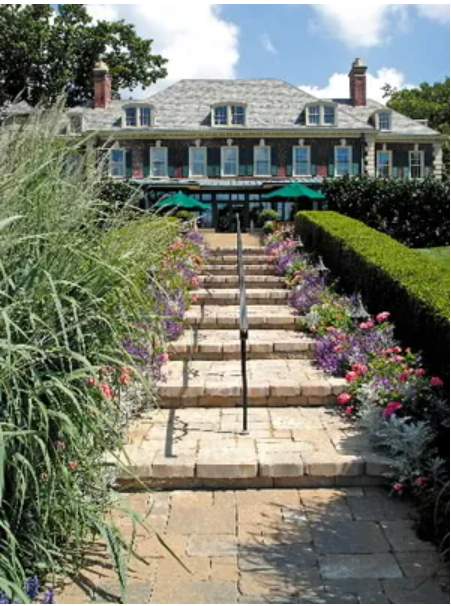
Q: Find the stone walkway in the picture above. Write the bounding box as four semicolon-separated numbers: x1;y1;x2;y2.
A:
57;489;449;604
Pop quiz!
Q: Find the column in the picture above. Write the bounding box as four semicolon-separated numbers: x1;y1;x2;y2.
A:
433;143;443;179
364;135;376;177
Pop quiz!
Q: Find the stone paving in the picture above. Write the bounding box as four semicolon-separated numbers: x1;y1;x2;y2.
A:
57;489;449;604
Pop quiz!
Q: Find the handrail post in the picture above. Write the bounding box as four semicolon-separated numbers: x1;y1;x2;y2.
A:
236;213;249;434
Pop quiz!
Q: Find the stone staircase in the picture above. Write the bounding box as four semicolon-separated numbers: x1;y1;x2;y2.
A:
118;243;393;489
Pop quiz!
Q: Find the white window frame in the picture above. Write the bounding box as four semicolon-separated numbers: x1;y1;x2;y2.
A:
220;146;239;177
376;150;392;178
125;107;137;127
123;104;153;128
253;145;271;177
149;147;168;178
139;106;152;127
189;147;207;177
212;104;246;127
293;146;311;176
109;148;126;178
409;150;425;179
377;111;392;131
306;104;336;126
334;146;352;177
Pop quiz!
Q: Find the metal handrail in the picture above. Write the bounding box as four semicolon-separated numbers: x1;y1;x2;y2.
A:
236;213;249;433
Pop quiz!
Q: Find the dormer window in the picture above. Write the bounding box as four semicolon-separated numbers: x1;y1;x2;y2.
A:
123;103;153;127
375;111;392;131
306;104;336;126
212;103;246;127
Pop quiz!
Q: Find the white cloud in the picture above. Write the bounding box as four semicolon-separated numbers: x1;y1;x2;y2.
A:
309;4;409;48
261;33;277;54
85;4;240;96
416;4;450;24
300;67;416;104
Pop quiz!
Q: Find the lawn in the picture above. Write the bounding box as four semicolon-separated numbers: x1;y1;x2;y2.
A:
417;246;450;268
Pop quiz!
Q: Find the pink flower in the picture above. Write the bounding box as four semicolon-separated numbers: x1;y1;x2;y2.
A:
351;363;368;376
392;355;405;363
191;294;199;303
398;371;409;382
56;440;66;451
415;369;426;377
415;477;428;487
159;353;169;365
393;483;404;493
337;393;352;407
99;382;114;399
326;326;336;333
359;320;374;330
384;401;403;420
119;373;130;385
345;405;355;417
87;377;97;387
309;326;317;333
337;333;347;342
346;371;359;383
333;345;344;354
68;461;78;471
376;311;390;323
430;377;444;387
40;472;49;482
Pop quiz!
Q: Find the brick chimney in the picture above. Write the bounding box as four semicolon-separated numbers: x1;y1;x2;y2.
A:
349;58;367;106
93;61;111;109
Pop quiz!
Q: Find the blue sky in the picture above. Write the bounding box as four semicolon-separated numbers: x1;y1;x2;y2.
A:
83;4;449;102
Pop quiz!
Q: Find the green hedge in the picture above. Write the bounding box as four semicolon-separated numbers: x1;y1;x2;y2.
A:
296;211;450;377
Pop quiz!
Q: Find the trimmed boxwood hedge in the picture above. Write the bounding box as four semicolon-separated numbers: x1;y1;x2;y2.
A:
296;211;450;379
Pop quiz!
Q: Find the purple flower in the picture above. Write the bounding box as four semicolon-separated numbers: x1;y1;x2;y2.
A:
289;272;325;314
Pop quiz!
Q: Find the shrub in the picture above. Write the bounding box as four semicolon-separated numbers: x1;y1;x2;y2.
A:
322;175;450;248
296;211;450;379
263;220;276;235
259;209;279;225
176;210;195;221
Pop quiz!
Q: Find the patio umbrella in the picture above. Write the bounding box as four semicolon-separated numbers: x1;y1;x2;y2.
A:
262;182;325;200
155;191;210;211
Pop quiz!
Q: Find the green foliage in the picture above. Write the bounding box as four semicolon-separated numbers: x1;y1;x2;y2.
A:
263;220;276;235
384;78;450;175
0;4;168;107
259;209;279;224
176;210;196;222
296;211;450;378
0;104;177;598
417;246;450;269
322;175;450;248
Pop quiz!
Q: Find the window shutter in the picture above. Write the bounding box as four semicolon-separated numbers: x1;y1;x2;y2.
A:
239;147;249;176
310;145;317;176
286;148;293;177
143;148;150;177
271;147;278;177
247;147;254;176
96;147;109;177
167;148;175;177
328;147;335;177
182;148;189;178
125;150;133;178
208;148;220;177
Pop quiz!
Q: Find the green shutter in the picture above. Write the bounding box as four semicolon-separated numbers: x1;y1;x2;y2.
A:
239;147;250;176
143;148;150;177
328;147;335;177
167;148;175;177
310;145;317;176
352;145;360;175
286;147;293;177
125;150;133;178
247;147;254;176
182;148;189;178
208;148;220;177
271;147;278;177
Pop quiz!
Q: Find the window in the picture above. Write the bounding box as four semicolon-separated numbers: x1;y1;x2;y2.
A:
324;106;336;125
150;147;168;177
221;147;239;176
307;104;336;126
293;146;311;176
125;107;137;127
377;150;392;178
214;106;228;126
231;105;246;125
189;147;207;177
109;149;126;178
254;146;271;176
213;104;246;126
308;106;320;125
334;146;352;176
409;150;424;179
140;106;152;126
377;112;391;131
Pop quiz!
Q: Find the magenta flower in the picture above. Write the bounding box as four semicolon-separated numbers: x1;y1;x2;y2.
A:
383;401;403;420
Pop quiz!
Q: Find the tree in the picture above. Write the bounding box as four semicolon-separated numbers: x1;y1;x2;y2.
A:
0;4;168;107
383;78;450;175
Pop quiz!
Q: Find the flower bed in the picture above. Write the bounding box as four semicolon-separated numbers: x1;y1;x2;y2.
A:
264;228;450;551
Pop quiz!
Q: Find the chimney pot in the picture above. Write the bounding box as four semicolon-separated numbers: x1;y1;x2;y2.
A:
349;58;367;107
94;61;112;109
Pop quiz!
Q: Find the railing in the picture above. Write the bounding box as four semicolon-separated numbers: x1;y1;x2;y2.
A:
236;213;249;434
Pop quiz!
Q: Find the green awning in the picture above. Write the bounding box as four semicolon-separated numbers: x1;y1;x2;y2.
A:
155;192;209;211
263;182;325;200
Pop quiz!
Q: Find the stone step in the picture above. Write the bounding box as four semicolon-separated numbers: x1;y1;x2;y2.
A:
199;275;285;289
203;264;275;276
116;407;393;489
193;289;290;306
169;329;314;360
185;305;298;329
208;255;268;265
208;247;265;256
157;359;346;408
